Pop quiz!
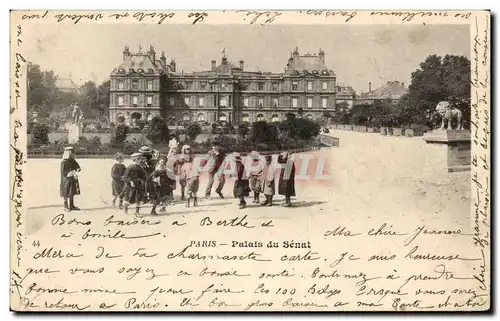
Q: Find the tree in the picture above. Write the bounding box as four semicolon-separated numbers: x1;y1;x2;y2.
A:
294;118;320;140
145;116;170;144
186;122;202;141
404;54;471;127
112;124;130;145
79;81;99;119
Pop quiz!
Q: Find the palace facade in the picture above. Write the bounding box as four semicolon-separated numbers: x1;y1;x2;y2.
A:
109;45;356;126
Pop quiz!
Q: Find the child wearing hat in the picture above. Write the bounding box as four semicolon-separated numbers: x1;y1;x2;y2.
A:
180;153;199;207
150;154;171;215
122;152;147;216
111;152;126;209
248;151;264;204
60;146;81;211
260;155;276;206
232;153;251;209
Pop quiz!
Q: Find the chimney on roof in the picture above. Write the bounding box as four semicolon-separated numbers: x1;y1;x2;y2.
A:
211;60;216;71
160;51;167;68
401;82;405;87
293;46;299;58
369;82;372;93
239;60;244;70
148;45;156;63
169;59;176;72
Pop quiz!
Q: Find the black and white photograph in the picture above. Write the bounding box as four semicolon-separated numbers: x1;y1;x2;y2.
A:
9;10;491;312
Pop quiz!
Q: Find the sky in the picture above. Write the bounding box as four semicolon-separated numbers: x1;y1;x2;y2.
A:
23;23;470;94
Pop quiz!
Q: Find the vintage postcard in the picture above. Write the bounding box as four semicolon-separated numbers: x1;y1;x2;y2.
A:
10;10;491;312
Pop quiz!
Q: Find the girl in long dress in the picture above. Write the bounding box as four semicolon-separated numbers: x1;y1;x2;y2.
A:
110;152;126;209
122;153;147;216
60;146;81;212
277;152;296;207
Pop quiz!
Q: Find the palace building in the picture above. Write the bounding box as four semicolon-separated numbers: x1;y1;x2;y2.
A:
109;45;355;126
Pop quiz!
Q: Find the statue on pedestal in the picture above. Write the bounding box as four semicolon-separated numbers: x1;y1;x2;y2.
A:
435;101;463;130
71;103;82;126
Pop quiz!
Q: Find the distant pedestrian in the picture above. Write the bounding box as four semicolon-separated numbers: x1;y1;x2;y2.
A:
180;153;200;208
122;153;147;216
60;146;81;212
277;151;296;207
248;151;264;204
260;155;275;206
110;152;126;209
205;142;226;199
232;153;251;209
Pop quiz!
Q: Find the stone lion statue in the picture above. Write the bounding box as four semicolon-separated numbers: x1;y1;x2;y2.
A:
435;101;463;130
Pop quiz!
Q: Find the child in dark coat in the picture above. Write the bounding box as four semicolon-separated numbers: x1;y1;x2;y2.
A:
111;152;126;209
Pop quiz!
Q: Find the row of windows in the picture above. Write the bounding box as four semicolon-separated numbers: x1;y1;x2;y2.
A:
176;113;314;122
117;95;154;107
169;96;333;108
116;79;154;91
172;80;332;91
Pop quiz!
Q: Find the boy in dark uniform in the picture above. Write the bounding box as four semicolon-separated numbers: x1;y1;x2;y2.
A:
139;146;157;203
122;153;147;217
232;153;251;209
60;146;81;211
111;152;126;209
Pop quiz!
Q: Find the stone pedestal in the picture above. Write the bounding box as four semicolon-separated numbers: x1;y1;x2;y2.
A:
423;130;471;173
68;123;81;144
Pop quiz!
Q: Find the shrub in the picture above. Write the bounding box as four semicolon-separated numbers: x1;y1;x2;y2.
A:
112;124;130;145
31;123;50;146
145;116;170;144
186;122;202;141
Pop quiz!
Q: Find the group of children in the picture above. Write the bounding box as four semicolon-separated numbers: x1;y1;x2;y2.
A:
110;144;296;217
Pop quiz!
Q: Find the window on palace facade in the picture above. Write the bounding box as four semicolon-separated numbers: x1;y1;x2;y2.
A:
219;113;227;121
199;97;204;106
322;98;327;108
184;97;190;106
292;98;298;108
241;82;249;90
323;82;328;90
200;82;207;90
118;95;124;106
273;98;278;108
183;114;191;121
271;114;279;122
258;82;265;90
243;98;249;107
307;98;313;108
257;114;265;121
147;96;153;107
186;81;193;90
272;82;279;91
169;97;175;106
118;80;124;90
242;114;250;122
307;81;313;91
197;113;205;122
132;96;138;107
220;96;228;107
258;98;264;108
147;80;153;90
292;82;298;91
132;79;138;89
306;114;313;120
